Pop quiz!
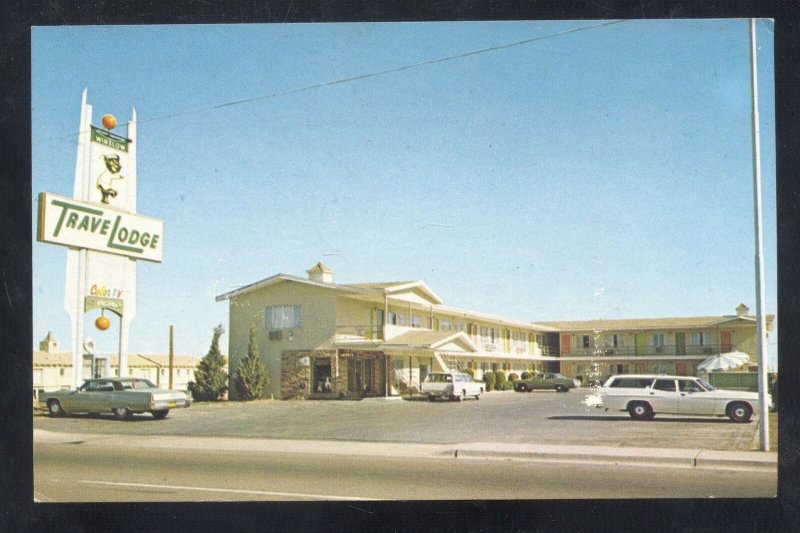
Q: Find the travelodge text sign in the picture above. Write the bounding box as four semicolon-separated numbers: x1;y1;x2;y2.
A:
37;191;164;263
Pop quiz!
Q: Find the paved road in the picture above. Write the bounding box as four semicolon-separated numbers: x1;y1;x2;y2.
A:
34;389;761;451
34;438;777;502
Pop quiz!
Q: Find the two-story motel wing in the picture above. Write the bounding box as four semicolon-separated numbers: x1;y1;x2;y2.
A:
216;263;774;400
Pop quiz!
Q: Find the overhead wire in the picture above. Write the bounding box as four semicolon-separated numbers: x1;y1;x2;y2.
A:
46;19;626;141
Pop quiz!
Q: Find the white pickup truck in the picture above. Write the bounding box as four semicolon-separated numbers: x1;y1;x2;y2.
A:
421;372;483;402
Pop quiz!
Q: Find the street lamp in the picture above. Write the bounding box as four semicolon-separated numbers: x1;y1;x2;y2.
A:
749;18;770;452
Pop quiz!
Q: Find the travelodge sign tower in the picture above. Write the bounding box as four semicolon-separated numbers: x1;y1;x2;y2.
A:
37;89;164;388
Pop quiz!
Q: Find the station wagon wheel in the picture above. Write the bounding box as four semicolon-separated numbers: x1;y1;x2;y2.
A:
113;407;133;421
628;402;653;421
47;400;64;418
728;402;752;423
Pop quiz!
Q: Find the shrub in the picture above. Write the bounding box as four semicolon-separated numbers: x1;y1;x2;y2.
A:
463;367;475;379
233;325;270;401
508;373;519;382
521;371;532;380
188;325;229;402
495;371;507;391
483;371;496;392
502;380;515;391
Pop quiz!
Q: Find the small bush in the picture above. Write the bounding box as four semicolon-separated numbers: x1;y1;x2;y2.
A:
521;371;532;380
483;371;496;392
502;381;515;391
508;373;519;382
495;371;507;391
463;367;475;379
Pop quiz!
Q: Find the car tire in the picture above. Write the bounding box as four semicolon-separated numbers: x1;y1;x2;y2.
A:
47;400;64;418
427;395;435;402
454;391;465;402
555;385;567;393
475;393;480;400
628;402;654;421
516;383;529;393
151;409;170;420
728;402;752;423
113;407;133;421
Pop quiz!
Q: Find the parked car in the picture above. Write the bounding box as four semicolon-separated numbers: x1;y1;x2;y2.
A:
598;374;770;423
421;372;483;401
514;372;580;393
39;378;191;420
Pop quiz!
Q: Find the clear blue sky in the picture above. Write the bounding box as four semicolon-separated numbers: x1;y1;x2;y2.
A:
31;20;778;368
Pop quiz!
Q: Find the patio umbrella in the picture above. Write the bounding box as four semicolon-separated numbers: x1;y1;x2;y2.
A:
698;351;750;372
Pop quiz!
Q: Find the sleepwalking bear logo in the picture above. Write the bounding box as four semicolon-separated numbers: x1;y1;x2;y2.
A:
96;154;126;204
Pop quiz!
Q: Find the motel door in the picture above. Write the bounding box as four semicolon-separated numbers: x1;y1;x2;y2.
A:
675;362;687;376
675;333;686;355
634;334;645;356
720;331;732;353
348;358;373;394
559;335;571;356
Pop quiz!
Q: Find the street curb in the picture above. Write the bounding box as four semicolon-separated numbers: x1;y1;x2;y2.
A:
450;443;777;471
34;429;777;471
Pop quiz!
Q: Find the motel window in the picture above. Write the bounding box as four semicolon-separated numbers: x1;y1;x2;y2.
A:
455;322;464;332
653;333;665;347
441;319;452;331
582;335;591;348
411;315;422;328
387;311;397;325
480;326;489;339
691;332;711;346
481;362;489;372
60;368;65;376
266;305;302;330
606;334;624;347
397;313;407;326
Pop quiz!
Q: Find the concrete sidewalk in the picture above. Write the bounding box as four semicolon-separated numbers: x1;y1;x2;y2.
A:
34;429;777;472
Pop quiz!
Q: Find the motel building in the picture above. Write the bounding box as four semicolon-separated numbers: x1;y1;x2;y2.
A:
216;263;774;400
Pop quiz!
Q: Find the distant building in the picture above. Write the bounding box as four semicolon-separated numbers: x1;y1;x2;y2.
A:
32;332;218;398
216;263;775;400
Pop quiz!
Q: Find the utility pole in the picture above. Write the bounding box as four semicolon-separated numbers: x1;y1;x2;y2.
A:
749;18;770;451
169;324;174;390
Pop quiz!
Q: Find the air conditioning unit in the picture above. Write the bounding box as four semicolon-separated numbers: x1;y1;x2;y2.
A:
703;347;712;354
269;330;283;340
655;346;663;353
605;348;615;355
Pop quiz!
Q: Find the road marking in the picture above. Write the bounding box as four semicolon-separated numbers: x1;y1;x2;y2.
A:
78;480;377;501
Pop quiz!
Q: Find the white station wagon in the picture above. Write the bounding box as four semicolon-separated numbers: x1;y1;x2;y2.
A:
598;374;769;423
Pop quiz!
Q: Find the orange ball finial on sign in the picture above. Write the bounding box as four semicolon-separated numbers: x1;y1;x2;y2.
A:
95;315;111;331
101;114;117;130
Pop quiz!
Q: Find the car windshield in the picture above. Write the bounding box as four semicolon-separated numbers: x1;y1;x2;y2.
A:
552;374;567;379
696;378;716;391
426;374;452;383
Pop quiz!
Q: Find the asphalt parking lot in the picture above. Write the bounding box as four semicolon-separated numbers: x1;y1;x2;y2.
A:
33;389;761;451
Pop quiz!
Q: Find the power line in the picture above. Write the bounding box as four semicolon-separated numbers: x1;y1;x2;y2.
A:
46;19;626;141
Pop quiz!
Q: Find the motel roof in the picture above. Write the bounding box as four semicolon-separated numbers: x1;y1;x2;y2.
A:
534;313;776;333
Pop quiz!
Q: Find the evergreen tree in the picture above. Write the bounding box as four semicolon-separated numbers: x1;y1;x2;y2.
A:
188;324;229;401
233;325;270;401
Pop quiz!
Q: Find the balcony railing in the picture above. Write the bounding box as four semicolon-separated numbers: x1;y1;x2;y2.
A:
560;344;732;357
335;324;384;341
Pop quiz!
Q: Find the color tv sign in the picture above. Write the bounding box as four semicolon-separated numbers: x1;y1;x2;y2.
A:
37;191;164;263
